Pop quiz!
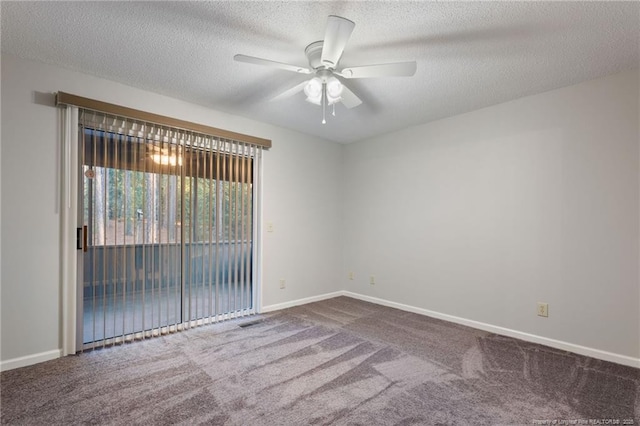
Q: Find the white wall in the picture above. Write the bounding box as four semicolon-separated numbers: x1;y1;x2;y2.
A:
343;69;639;361
0;54;343;365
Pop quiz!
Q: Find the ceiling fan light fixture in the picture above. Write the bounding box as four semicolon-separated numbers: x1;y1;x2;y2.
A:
305;85;341;107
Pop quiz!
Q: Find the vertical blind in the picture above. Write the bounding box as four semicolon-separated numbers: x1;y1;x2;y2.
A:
78;109;262;350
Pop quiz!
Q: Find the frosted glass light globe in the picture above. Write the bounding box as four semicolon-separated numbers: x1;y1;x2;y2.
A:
326;77;343;98
304;77;322;99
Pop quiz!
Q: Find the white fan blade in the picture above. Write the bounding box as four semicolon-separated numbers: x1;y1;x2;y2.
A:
340;84;362;109
234;54;312;74
321;16;355;68
339;61;417;79
270;80;309;102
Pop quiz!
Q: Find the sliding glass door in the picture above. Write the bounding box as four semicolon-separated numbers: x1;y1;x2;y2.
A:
78;121;255;349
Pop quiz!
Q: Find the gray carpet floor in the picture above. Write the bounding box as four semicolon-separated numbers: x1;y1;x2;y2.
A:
1;296;638;425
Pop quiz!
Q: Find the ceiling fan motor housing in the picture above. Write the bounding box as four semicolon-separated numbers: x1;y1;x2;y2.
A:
305;41;327;70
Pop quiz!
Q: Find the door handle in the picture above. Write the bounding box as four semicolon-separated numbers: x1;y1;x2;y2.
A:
77;228;82;250
77;226;88;252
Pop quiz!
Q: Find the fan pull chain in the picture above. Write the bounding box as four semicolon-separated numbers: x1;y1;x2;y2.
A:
332;103;336;117
322;82;327;124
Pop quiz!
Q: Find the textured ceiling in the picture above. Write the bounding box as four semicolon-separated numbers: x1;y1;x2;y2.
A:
2;1;639;143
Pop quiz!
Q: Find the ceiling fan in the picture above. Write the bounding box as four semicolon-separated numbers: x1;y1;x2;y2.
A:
234;15;417;124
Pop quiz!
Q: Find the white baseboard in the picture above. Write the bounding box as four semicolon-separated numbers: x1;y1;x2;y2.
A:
260;291;345;313
5;292;637;371
343;291;640;369
0;349;62;372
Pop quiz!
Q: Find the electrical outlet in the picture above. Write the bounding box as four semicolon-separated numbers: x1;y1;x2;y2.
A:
279;279;286;289
348;271;354;280
370;275;375;285
537;302;549;317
